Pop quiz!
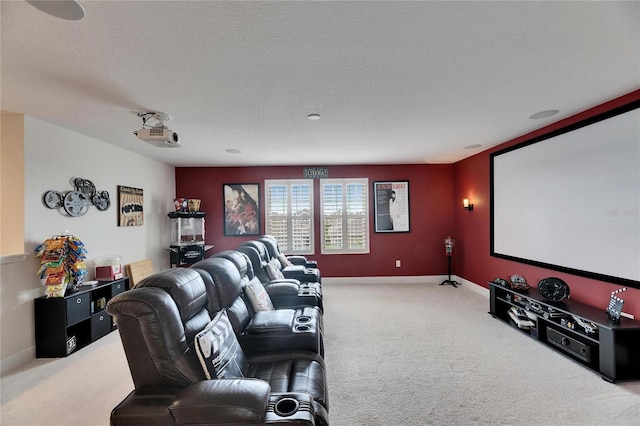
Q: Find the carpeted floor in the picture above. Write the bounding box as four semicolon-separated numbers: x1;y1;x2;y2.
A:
1;281;639;425
323;282;640;425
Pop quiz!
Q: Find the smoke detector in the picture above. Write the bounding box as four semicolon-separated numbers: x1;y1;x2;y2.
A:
133;112;182;148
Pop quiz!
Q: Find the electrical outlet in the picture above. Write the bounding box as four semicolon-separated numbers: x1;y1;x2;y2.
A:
395;260;401;268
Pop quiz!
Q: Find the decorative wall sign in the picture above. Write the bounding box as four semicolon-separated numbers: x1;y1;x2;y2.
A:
42;178;110;217
118;186;144;226
223;183;260;236
374;181;410;233
303;167;328;179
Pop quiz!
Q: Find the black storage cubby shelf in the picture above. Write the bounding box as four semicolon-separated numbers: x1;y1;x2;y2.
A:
34;278;129;357
489;282;640;382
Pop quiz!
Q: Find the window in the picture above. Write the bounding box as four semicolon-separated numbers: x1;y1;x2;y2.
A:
265;180;314;254
320;178;369;254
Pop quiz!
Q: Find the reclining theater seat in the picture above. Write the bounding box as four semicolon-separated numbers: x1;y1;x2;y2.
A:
212;249;322;312
259;235;319;269
107;267;329;426
258;235;320;270
238;242;322;301
245;239;322;284
191;256;324;356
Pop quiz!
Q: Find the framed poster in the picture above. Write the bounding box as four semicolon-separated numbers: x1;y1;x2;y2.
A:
223;183;260;236
118;186;143;226
374;181;410;233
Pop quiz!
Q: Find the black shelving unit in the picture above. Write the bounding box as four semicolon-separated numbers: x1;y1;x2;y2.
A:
489;281;640;382
34;278;129;357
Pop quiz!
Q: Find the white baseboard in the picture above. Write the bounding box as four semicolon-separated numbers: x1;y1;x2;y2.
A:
0;346;35;377
323;275;444;285
323;275;489;298
458;277;490;298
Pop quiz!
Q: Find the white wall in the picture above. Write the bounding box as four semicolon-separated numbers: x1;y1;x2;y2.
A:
0;116;175;374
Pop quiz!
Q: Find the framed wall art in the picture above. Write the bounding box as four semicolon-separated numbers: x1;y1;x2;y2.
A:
118;186;144;226
373;181;410;233
223;183;260;236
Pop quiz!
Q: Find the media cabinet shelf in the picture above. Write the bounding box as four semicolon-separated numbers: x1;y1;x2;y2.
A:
489;282;640;382
34;278;129;357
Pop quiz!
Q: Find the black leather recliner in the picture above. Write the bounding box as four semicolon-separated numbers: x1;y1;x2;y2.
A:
106;267;329;426
239;240;322;285
211;249;322;312
258;235;319;270
238;242;322;301
191;256;324;356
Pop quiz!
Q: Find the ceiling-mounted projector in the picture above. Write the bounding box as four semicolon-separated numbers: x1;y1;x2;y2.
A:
134;127;180;147
133;112;182;148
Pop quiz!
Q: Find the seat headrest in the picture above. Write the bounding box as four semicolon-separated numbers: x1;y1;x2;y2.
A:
237;244;260;265
257;236;279;258
213;250;249;277
136;268;209;324
239;240;269;261
190;257;243;309
237;244;271;284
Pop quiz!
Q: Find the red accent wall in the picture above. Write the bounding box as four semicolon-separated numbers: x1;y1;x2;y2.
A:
176;89;640;317
453;89;640;318
175;164;455;277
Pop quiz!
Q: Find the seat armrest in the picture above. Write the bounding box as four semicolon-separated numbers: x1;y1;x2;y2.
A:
111;388;182;426
246;310;296;333
267;278;301;286
263;280;300;297
263;282;321;311
281;269;318;283
285;255;309;266
284;257;318;269
169;379;270;425
282;264;306;273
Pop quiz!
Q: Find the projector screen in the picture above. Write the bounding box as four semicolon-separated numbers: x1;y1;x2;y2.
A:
491;101;640;288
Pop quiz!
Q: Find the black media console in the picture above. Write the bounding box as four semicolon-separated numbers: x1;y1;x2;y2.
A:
489;281;640;382
34;278;129;357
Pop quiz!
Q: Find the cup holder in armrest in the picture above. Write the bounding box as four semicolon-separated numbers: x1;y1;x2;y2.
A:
274;397;299;417
296;316;311;324
294;324;311;332
266;393;314;424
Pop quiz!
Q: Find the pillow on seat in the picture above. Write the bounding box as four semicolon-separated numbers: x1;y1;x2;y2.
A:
277;253;293;267
194;310;248;379
265;260;285;280
245;280;274;311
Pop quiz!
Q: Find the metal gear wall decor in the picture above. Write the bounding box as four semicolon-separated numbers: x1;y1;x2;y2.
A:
42;178;111;217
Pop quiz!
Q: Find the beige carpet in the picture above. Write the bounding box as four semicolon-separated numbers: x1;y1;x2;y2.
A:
323;282;640;425
1;281;639;425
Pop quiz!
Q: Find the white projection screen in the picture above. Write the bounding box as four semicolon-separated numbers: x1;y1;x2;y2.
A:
491;102;640;288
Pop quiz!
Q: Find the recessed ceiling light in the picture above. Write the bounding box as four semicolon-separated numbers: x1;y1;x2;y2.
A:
225;148;242;154
464;144;482;149
26;0;85;20
529;109;559;119
307;114;321;121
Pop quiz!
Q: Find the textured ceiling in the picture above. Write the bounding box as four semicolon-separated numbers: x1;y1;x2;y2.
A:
2;1;639;167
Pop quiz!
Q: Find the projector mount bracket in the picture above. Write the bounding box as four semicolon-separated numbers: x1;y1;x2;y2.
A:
137;111;171;128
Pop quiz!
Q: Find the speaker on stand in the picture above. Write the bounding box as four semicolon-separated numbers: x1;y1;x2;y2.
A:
440;236;459;287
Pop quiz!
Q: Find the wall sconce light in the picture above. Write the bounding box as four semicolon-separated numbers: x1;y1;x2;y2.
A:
463;199;474;211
